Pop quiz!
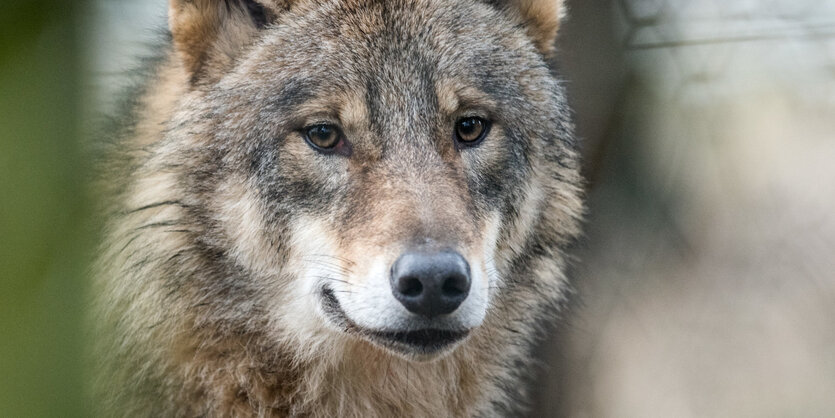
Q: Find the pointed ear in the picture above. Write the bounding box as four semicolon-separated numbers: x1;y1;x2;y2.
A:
495;0;566;57
168;0;279;83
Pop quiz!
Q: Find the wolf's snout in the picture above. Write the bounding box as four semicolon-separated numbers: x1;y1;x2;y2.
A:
390;251;471;317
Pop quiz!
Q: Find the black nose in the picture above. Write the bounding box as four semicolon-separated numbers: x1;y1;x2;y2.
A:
390;251;471;317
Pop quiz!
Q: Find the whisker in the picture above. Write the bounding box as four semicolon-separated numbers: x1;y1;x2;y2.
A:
312;276;367;290
134;220;183;231
304;254;357;266
305;259;350;271
303;260;355;276
125;200;189;215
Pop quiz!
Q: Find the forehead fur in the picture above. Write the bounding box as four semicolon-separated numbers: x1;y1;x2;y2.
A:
170;0;564;84
225;0;550;111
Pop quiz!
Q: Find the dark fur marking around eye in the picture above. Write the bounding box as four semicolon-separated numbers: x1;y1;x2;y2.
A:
268;78;314;116
224;0;270;29
242;0;269;29
467;126;530;213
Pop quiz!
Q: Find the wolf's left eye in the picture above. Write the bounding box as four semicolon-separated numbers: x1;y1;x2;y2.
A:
304;124;343;151
454;117;491;146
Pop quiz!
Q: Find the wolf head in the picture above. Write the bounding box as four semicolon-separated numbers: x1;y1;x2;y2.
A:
149;0;581;361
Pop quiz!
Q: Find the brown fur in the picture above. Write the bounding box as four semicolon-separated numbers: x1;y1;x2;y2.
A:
92;0;581;416
500;0;566;56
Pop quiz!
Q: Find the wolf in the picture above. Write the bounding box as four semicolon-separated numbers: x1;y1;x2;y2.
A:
91;0;584;416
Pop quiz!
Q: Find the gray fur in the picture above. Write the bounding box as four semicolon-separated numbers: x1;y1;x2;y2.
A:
92;0;583;415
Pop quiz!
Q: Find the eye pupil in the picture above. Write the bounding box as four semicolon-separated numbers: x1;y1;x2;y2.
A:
455;117;489;144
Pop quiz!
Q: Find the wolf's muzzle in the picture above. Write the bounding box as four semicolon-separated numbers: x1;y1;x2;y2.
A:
390;250;471;318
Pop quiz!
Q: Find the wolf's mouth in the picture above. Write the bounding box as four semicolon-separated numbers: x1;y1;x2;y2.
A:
320;287;469;356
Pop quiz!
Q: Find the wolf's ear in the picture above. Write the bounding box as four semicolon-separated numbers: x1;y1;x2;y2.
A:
493;0;566;56
169;0;282;83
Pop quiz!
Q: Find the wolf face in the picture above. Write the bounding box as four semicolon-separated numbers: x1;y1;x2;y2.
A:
153;0;578;360
96;0;582;414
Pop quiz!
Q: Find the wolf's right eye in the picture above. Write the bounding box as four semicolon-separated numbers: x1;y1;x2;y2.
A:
303;124;343;151
454;117;491;147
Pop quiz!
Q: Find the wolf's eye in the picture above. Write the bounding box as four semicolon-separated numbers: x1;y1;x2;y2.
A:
304;124;343;151
454;117;490;146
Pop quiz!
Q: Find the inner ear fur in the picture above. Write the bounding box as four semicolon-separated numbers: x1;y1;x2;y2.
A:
169;0;282;83
494;0;566;56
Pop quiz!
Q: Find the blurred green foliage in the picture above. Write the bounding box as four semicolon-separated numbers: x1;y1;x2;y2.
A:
1;0;90;416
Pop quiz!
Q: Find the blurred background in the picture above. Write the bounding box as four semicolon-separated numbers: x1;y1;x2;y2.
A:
2;0;834;416
536;0;835;416
0;1;89;416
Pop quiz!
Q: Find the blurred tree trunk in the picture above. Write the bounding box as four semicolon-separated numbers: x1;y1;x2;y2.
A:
0;1;89;416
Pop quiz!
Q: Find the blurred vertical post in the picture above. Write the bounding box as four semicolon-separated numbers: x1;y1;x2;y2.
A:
0;0;89;416
536;0;835;416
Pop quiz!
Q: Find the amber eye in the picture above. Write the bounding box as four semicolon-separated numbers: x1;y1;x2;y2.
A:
454;117;490;146
304;124;343;151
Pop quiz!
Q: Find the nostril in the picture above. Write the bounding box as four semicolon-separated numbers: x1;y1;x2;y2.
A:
399;276;423;297
441;275;467;297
